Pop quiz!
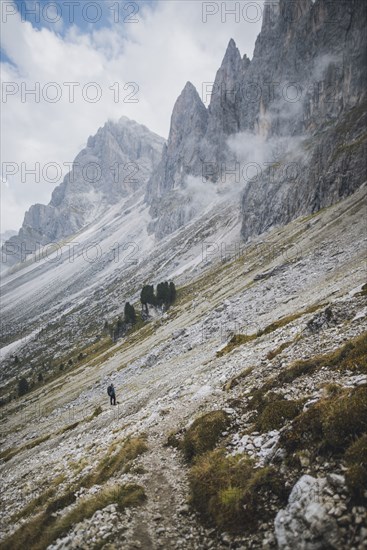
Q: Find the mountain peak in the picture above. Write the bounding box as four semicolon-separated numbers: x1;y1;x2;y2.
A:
172;81;206;117
181;81;200;99
221;38;242;68
169;81;207;139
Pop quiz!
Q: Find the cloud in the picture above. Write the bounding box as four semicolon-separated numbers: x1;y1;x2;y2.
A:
228;131;306;186
0;0;262;231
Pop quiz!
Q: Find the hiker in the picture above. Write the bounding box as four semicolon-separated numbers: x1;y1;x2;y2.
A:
107;383;116;405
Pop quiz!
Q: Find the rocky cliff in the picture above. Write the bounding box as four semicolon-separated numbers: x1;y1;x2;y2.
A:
2;117;165;267
239;0;367;240
146;0;367;240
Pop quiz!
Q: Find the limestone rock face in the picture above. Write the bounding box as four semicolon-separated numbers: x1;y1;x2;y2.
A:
2;117;165;267
240;0;367;240
146;0;366;240
145;41;249;239
147;82;208;202
275;475;342;550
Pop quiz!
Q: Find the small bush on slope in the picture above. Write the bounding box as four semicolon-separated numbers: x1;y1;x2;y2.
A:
181;411;230;462
188;449;287;534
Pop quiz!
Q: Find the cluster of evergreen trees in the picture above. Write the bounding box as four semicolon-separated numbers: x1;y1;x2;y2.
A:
110;281;177;342
140;281;176;312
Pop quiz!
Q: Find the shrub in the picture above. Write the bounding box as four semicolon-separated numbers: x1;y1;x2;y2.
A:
280;385;367;455
345;435;367;502
255;397;303;432
18;377;29;396
124;302;136;325
181;411;229;462
189;449;287;534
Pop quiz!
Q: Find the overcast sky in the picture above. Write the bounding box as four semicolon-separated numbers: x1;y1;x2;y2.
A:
1;0;263;232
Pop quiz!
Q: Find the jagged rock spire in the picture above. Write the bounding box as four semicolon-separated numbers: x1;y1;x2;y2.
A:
208;39;244;134
167;81;208;149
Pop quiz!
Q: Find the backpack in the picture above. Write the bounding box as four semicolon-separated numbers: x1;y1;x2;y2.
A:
107;385;113;396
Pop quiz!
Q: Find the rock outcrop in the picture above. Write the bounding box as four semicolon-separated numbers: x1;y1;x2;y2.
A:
275;475;342;550
146;82;209;238
240;0;367;240
146;40;249;238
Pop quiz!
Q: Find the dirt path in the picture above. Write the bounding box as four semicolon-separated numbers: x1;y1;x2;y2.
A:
126;434;225;550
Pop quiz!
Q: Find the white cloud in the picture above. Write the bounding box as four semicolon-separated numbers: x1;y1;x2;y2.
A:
0;0;262;231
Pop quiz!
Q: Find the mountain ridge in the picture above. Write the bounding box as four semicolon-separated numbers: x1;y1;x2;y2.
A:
2;118;165;269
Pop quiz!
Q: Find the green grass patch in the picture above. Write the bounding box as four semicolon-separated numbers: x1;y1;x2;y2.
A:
255;396;303;432
345;434;367;502
1;437;148;549
60;422;80;434
91;405;103;419
217;304;323;357
267;340;294;361
189;449;287;534
12;473;67;522
84;436;148;486
217;334;257;357
181;411;230;463
280;384;367;455
11;488;57;523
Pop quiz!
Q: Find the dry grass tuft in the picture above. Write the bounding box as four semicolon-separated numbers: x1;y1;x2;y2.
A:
181;411;230;462
189;449;287;534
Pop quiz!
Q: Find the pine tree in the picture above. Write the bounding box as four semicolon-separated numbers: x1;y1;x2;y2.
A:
124;302;136;325
114;315;126;340
140;285;156;312
18;377;29;396
169;281;177;304
156;282;165;306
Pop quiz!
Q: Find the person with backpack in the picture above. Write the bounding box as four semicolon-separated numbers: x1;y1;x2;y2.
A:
107;383;116;405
